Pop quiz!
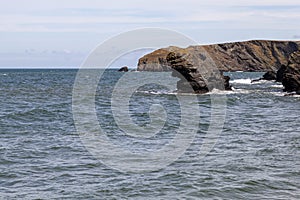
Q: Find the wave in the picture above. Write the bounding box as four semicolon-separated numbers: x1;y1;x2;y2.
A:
136;87;288;96
136;90;177;95
230;78;252;84
209;88;251;95
230;78;277;85
283;92;300;97
271;84;284;89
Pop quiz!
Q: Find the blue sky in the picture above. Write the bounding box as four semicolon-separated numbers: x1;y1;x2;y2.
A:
0;0;300;68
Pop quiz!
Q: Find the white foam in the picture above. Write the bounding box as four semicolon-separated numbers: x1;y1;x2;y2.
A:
209;88;230;94
251;79;272;84
269;92;285;97
271;84;284;88
283;92;300;97
137;90;176;95
230;78;252;84
208;88;250;95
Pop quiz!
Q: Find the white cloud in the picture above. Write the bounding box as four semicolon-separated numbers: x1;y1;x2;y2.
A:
1;0;300;67
1;3;300;33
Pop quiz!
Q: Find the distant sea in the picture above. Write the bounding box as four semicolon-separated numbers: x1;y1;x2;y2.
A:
0;69;299;199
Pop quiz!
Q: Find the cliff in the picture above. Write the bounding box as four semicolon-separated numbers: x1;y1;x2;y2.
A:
137;40;300;72
282;51;300;94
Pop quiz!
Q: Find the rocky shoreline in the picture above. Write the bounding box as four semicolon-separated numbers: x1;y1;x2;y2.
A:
137;40;300;94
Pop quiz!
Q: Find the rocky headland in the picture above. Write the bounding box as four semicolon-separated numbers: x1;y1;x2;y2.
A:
137;40;300;93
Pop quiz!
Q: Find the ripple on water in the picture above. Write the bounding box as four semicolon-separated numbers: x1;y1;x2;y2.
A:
0;70;299;199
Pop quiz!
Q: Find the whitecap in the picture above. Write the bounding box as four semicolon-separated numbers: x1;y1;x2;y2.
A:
251;79;273;84
271;84;284;89
283;92;300;97
230;78;252;84
208;88;250;95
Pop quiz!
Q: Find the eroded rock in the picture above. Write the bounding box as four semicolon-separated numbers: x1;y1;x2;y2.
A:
166;47;231;93
282;51;300;94
138;40;300;72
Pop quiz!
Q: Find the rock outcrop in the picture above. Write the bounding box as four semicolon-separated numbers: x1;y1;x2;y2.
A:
282;51;300;94
138;40;300;72
137;40;300;94
262;71;277;80
251;70;277;83
138;47;181;71
276;65;286;82
118;66;129;72
166;46;231;93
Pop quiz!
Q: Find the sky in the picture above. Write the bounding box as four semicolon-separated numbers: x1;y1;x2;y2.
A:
1;0;300;68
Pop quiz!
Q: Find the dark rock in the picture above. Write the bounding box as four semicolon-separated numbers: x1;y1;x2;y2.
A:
223;75;232;90
118;66;129;72
251;70;277;83
282;51;300;93
263;71;277;80
276;65;286;82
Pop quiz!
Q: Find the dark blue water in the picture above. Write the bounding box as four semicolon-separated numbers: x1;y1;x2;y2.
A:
0;69;299;199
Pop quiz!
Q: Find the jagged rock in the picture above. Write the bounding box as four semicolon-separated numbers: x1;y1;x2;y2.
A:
118;66;129;72
166;47;231;93
137;40;300;72
276;65;286;82
263;71;277;80
251;70;277;83
223;75;232;90
282;51;300;94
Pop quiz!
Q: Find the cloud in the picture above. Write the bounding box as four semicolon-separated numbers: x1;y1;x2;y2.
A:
1;3;300;33
1;0;300;67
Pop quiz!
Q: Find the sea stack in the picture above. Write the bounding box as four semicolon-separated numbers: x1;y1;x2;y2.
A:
165;46;231;93
282;51;300;94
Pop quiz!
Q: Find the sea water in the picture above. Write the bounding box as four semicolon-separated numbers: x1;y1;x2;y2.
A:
0;69;299;199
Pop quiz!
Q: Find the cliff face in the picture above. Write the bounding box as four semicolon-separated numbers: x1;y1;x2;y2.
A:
137;40;300;72
282;51;300;94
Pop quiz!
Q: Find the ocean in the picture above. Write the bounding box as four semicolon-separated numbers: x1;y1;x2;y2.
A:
0;69;299;199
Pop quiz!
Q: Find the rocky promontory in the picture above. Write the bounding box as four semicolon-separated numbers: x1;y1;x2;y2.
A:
137;40;300;94
138;40;300;72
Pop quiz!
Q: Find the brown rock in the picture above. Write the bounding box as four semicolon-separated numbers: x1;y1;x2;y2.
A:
166;47;231;93
138;47;181;71
137;40;300;72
